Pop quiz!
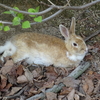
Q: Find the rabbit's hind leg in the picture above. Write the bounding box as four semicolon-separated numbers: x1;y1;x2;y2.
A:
0;42;16;62
11;51;29;63
0;46;6;54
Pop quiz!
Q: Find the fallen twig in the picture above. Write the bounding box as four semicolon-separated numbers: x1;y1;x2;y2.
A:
26;62;90;100
3;85;28;99
85;29;100;42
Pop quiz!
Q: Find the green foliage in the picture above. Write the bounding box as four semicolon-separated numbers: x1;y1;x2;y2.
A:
17;13;24;20
34;16;42;22
4;26;10;31
3;11;12;14
0;23;4;30
35;6;40;12
28;6;42;22
28;8;36;17
0;23;10;31
1;6;42;31
4;7;19;17
22;21;30;28
12;17;21;25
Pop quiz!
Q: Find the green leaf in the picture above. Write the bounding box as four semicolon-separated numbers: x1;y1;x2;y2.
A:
17;13;24;20
4;26;10;31
12;7;19;15
12;17;21;25
0;23;4;30
3;7;20;16
28;8;36;13
3;11;12;14
28;8;36;17
34;16;42;22
13;7;19;10
35;6;40;12
22;21;30;28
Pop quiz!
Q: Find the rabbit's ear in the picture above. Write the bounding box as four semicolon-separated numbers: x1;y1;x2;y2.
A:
70;17;76;34
59;24;69;40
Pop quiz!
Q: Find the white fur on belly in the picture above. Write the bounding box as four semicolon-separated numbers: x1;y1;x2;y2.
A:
26;51;53;66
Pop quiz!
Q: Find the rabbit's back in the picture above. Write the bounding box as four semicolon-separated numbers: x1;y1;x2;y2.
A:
11;32;66;49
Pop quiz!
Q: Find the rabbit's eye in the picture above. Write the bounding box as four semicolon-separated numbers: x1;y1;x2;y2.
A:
72;43;78;47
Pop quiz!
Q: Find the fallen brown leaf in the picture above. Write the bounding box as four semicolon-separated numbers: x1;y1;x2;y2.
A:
94;80;100;93
58;95;67;100
93;42;100;51
74;94;80;100
24;68;33;82
32;70;40;78
61;77;80;88
5;83;12;90
85;78;94;95
0;75;7;90
46;92;57;100
85;55;93;61
28;87;40;96
87;70;94;75
34;81;45;88
16;65;24;76
39;81;54;91
54;67;68;77
82;80;89;93
67;89;75;100
0;59;14;75
8;74;17;84
60;87;73;95
17;75;28;83
7;87;22;96
45;66;58;82
84;94;92;100
43;81;54;89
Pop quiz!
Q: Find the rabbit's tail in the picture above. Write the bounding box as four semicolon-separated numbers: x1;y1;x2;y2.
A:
0;41;16;57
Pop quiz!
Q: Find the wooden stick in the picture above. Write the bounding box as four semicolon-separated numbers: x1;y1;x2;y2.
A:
85;30;100;42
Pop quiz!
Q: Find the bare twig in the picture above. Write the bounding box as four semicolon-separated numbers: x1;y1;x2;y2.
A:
66;0;71;6
48;0;56;6
85;30;100;42
48;0;71;8
26;62;90;100
0;3;53;15
0;0;100;15
0;21;12;25
52;0;100;9
31;9;63;25
0;0;100;25
3;85;28;99
37;0;51;7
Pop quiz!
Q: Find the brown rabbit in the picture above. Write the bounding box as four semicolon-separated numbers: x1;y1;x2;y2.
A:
0;17;88;67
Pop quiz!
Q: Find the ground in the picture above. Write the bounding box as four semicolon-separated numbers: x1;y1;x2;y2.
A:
0;0;100;100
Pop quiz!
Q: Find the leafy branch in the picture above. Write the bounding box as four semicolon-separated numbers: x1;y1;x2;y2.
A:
0;0;100;27
0;6;42;31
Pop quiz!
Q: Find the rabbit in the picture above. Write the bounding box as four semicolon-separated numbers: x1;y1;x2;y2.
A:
0;17;88;68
